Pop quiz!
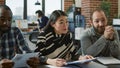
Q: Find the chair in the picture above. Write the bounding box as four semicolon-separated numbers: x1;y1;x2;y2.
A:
29;31;39;44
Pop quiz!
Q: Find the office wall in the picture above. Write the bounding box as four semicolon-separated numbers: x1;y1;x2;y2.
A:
0;0;4;4
118;0;120;17
64;0;73;12
81;0;118;24
75;0;81;7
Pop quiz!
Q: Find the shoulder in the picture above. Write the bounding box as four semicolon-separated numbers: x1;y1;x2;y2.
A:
114;29;119;36
10;27;23;37
39;30;53;37
37;30;54;43
11;27;21;32
82;28;92;35
67;32;73;39
42;16;48;20
80;28;93;39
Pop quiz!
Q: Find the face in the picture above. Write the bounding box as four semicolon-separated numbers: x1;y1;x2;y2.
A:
36;13;40;18
91;11;107;34
0;8;12;32
51;16;69;34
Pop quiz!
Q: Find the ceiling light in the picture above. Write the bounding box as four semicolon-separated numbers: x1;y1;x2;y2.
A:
35;0;40;5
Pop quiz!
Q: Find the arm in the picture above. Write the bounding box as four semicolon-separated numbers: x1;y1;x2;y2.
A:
36;32;76;66
109;30;120;58
15;27;31;53
36;34;66;66
40;16;48;29
80;29;108;56
34;32;46;52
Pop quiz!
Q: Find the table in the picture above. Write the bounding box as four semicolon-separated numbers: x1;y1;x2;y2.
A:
38;62;107;68
38;61;120;68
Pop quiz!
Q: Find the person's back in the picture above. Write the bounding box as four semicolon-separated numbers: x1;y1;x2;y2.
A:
35;10;48;30
39;15;48;29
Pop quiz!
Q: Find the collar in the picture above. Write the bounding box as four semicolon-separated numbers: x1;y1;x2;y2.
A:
91;26;102;37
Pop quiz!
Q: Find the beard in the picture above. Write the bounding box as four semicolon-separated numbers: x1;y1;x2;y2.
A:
0;26;11;33
93;26;105;35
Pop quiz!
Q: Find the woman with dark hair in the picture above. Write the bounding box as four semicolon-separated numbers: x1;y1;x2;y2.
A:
27;10;93;67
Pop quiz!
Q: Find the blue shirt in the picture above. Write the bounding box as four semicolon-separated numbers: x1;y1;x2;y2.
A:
0;27;31;60
38;16;49;29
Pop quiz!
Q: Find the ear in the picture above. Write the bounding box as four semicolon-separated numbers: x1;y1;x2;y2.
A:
50;23;55;27
88;20;93;26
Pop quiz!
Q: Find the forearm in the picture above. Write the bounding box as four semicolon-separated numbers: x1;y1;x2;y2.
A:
109;31;120;58
109;40;120;58
83;36;107;56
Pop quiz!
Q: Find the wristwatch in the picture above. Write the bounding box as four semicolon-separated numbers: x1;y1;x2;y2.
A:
39;56;48;63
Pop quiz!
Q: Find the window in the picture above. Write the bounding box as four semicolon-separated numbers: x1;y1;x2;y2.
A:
6;0;24;20
45;0;62;16
6;0;62;22
27;0;42;22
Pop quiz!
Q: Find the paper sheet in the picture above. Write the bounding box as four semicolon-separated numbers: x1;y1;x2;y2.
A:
12;52;39;68
65;58;96;65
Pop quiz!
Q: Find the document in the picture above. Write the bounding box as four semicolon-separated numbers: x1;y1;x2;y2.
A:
96;57;120;65
12;52;39;68
65;58;96;65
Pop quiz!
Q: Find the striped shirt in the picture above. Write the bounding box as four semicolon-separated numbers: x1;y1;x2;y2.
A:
35;30;77;61
0;27;31;60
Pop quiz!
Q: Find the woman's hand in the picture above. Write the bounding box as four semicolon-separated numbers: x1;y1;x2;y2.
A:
78;55;94;60
46;58;66;67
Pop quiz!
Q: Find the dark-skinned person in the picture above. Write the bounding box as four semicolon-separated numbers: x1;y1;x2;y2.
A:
0;5;31;68
79;9;120;59
27;10;94;67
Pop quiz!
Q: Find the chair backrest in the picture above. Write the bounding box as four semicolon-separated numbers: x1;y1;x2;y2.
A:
29;31;39;44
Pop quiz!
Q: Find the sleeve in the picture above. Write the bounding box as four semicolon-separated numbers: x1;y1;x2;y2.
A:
40;16;48;29
80;30;108;56
68;33;80;60
109;30;120;58
34;32;46;52
15;27;31;53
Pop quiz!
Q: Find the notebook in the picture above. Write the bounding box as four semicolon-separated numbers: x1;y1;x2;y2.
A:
96;57;120;65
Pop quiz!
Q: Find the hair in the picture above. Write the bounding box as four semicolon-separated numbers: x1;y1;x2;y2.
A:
0;5;13;17
90;9;107;20
35;10;44;17
43;10;67;31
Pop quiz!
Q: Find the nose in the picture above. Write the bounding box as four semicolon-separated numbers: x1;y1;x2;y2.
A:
99;21;104;26
64;23;68;28
3;21;7;24
3;21;8;25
